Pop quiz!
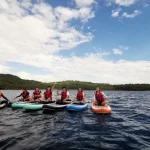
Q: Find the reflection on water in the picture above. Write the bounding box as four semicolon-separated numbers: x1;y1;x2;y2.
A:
0;90;150;150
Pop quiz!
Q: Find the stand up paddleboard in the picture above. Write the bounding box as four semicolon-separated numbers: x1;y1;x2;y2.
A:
66;101;88;111
91;103;112;114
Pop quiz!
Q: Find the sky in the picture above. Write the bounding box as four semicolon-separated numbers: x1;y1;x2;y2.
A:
0;0;150;84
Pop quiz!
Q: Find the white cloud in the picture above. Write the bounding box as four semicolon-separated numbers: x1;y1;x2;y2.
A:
0;0;95;60
75;0;96;8
113;49;123;55
115;0;137;6
106;2;112;7
119;45;129;50
111;8;122;17
0;64;11;73
0;0;150;84
122;10;141;18
143;4;149;8
1;55;150;84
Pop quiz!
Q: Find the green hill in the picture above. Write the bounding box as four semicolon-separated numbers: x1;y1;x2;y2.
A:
0;74;150;91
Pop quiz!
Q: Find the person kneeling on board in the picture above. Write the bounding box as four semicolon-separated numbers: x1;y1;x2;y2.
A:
32;88;42;101
43;82;56;101
56;87;70;103
73;88;85;103
92;87;108;106
0;91;10;105
14;88;31;101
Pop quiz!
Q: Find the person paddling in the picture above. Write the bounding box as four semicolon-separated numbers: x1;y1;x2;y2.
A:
56;87;69;102
74;88;85;103
0;91;10;103
32;88;42;101
14;88;31;101
43;82;56;101
92;87;108;106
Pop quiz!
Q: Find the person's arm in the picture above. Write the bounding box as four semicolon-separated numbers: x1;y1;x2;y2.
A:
64;92;69;101
57;90;60;95
82;92;85;102
93;93;96;101
2;94;9;101
51;82;56;91
101;92;108;99
102;92;110;101
91;93;95;103
15;93;22;99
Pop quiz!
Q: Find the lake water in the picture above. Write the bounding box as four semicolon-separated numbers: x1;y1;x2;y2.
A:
0;90;150;150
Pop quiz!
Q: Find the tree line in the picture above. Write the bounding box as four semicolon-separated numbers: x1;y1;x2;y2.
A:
0;74;150;91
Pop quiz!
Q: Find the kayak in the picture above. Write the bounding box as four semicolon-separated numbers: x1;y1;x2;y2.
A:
91;103;112;114
66;102;88;111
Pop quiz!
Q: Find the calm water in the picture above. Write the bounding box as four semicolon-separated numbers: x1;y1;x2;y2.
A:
0;90;150;150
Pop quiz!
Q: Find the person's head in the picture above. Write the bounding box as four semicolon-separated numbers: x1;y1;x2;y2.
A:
35;87;39;92
62;87;67;92
22;88;26;92
78;88;83;92
46;86;51;91
96;87;101;92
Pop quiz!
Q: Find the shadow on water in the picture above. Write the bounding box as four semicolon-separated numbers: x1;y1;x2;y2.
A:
0;90;150;150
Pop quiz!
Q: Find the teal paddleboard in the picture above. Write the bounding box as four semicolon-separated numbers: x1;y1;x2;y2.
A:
11;102;29;109
23;104;43;110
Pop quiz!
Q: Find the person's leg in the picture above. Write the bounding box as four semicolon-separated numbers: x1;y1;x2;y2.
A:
101;101;107;106
73;98;77;102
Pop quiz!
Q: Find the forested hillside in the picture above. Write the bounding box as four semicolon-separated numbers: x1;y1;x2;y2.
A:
0;74;150;91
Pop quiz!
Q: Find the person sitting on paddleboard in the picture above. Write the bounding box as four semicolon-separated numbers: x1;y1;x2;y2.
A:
74;88;85;102
92;87;108;106
43;82;56;101
56;87;69;102
32;88;42;101
0;91;10;103
14;88;31;101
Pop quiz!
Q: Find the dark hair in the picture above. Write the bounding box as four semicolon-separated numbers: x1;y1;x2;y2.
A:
46;86;51;90
78;88;83;92
96;87;101;92
62;87;67;90
23;88;26;90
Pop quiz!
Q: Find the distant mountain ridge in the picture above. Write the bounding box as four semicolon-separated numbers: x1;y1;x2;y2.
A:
0;74;150;91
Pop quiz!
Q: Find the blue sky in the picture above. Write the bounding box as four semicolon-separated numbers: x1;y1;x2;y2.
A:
0;0;150;84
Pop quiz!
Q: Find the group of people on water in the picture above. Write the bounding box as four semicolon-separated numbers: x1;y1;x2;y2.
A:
0;82;109;106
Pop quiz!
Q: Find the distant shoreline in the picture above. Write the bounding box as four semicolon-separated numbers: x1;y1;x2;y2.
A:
0;74;150;91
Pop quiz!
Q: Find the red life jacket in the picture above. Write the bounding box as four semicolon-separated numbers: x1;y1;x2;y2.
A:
61;91;68;100
95;91;104;102
22;91;30;99
33;91;41;98
0;92;2;98
77;92;84;101
44;90;52;99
